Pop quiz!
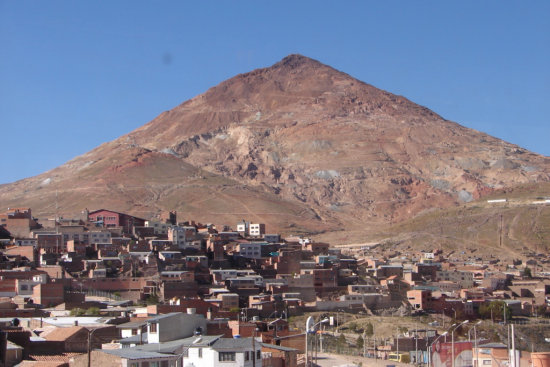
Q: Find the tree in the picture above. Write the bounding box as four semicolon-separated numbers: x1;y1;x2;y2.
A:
479;300;511;321
365;322;374;337
146;294;160;305
70;308;86;316
536;305;549;318
86;307;100;315
356;335;364;350
338;333;346;346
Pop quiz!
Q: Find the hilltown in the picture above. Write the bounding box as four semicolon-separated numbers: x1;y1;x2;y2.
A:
0;207;548;367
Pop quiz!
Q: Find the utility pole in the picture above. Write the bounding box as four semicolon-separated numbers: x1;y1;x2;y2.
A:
252;328;256;367
499;214;503;247
396;328;399;359
415;324;418;365
363;332;366;358
320;323;323;353
507;324;511;366
87;328;100;367
510;324;516;367
374;335;377;360
475;324;479;367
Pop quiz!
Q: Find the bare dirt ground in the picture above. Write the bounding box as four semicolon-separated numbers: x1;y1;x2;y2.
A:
314;352;410;367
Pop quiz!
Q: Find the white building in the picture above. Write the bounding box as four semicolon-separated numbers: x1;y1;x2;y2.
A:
236;221;265;238
236;221;250;236
436;270;474;288
169;226;201;250
211;269;238;284
183;336;262;367
114;331;262;367
249;224;265;237
146;312;207;344
145;220;169;235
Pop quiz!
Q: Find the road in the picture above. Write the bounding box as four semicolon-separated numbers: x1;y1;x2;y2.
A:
313;352;411;367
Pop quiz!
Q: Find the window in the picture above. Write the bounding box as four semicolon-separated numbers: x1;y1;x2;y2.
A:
198;348;202;358
483;360;492;365
245;351;249;361
219;352;236;361
150;322;158;333
150;363;159;367
257;350;261;359
130;363;139;367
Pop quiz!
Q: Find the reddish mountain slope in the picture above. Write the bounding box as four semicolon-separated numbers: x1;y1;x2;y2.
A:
1;54;548;236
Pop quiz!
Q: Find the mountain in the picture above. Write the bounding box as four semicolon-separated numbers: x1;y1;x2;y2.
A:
1;54;549;239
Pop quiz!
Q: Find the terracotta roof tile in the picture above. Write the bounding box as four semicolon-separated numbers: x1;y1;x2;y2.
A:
41;326;84;341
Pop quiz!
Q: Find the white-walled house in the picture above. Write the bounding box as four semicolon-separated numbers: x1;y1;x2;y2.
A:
135;335;263;367
183;336;262;367
110;334;263;367
146;312;207;344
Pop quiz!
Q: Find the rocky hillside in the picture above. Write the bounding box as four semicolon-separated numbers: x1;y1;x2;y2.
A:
1;54;548;237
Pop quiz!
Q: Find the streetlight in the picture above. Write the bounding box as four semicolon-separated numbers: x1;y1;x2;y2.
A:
428;331;447;367
451;320;469;367
174;335;203;367
467;321;482;342
467;321;482;367
445;307;457;320
305;317;329;367
87;328;102;367
335;308;346;334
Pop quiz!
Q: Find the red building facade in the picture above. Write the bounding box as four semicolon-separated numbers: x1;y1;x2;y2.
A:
87;209;145;235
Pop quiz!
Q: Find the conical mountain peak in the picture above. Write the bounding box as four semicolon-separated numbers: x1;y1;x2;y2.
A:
0;55;548;244
271;54;325;70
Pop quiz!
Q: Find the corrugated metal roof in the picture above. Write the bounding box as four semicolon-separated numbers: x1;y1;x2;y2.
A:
102;349;177;360
118;332;148;344
261;343;298;352
116;319;150;328
212;337;258;351
134;335;222;353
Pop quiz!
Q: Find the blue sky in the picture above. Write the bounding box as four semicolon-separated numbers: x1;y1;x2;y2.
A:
1;1;549;184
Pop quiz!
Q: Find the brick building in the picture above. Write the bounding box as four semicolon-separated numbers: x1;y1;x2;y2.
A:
32;282;64;307
87;209;145;235
0;208;41;238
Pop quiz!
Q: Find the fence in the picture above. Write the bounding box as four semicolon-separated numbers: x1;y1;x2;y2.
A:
84;288;122;301
315;334;364;357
